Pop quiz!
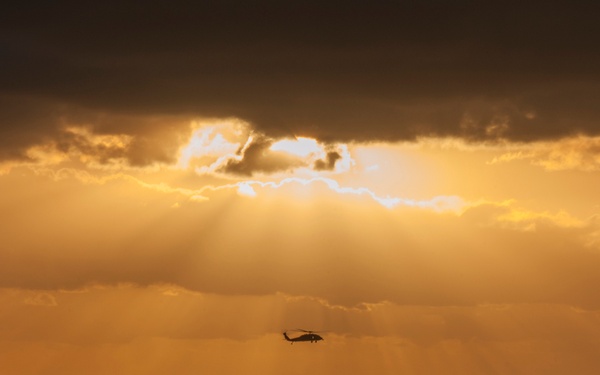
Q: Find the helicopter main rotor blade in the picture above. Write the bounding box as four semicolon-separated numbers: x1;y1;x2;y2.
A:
294;328;326;333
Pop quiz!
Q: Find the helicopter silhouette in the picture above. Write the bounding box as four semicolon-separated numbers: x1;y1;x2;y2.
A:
283;329;324;344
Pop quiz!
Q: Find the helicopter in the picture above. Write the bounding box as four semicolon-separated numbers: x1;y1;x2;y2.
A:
283;329;324;344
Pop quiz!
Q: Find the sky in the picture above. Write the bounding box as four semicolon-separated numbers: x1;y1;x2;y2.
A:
2;1;600;374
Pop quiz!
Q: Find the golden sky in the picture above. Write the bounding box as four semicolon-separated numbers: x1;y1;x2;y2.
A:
2;2;600;374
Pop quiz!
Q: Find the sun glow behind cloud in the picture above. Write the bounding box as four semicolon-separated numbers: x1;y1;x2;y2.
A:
270;137;324;158
175;121;357;176
177;121;248;169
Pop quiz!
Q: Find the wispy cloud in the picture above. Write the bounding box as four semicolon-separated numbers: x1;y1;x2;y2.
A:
488;136;600;171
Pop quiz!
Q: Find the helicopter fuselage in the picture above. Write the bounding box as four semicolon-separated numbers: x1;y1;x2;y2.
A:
283;332;323;343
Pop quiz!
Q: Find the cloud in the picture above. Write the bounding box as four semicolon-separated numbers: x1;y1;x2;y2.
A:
179;123;355;176
313;151;342;171
1;117;357;177
3;5;600;369
3;285;600;344
462;201;586;231
177;122;355;177
1;170;599;308
23;292;58;307
177;121;246;169
0;94;190;166
3;281;600;375
47;126;133;168
489;136;600;171
218;135;305;176
2;2;600;164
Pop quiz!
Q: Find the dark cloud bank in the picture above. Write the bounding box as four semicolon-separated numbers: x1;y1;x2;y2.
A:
2;1;600;163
